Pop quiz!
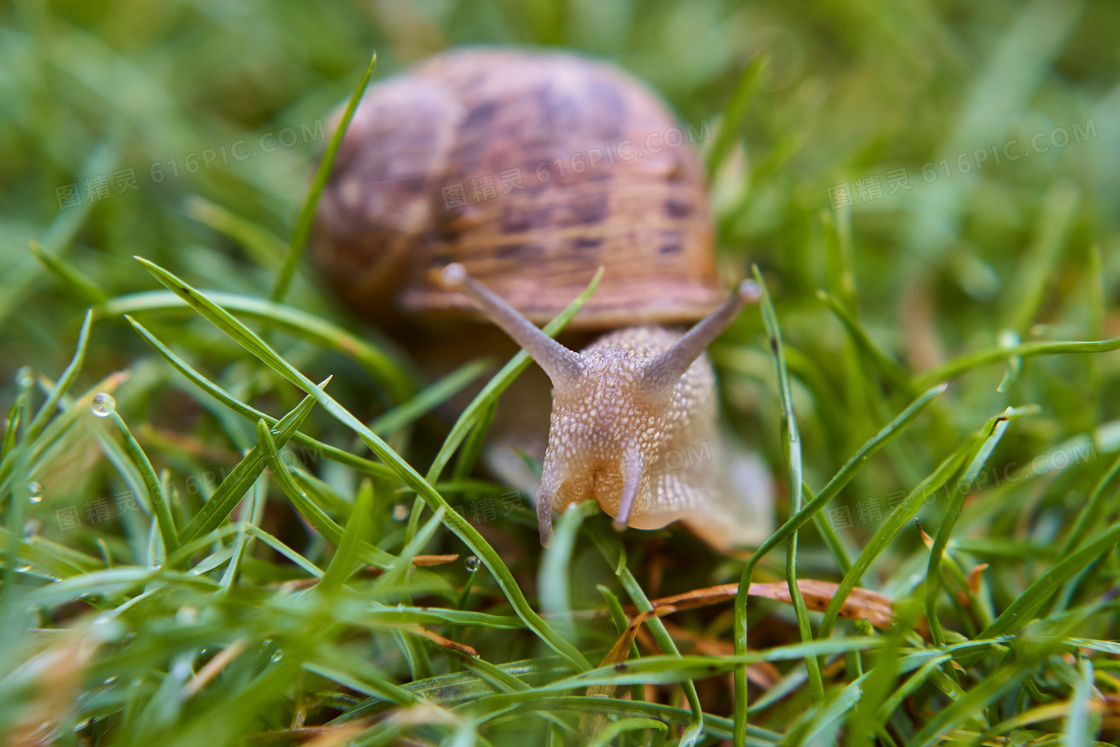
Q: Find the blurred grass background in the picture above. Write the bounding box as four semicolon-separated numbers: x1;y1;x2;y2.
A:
2;0;1120;744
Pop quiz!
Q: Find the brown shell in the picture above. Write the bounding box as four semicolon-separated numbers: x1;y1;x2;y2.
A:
314;47;722;330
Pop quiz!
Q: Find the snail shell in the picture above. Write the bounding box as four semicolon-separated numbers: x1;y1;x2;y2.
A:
314;47;724;329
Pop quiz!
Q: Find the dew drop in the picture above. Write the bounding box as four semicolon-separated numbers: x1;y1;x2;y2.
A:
464;555;480;573
270;652;283;663
27;481;42;503
391;504;410;522
15;366;33;388
16;564;31;573
90;393;116;418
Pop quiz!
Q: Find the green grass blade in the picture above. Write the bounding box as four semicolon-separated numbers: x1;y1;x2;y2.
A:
184;196;289;270
588;718;667;747
0;526;103;578
591;527;706;744
106;409;180;556
244;524;323;578
135;256;589;671
0;310;92;490
538;501;596;642
1060;451;1120;556
816;443;970;641
526;638;883;692
706;54;766;177
925;407;1031;644
370;358;493;436
916;335;1120;388
272;52;376;303
372;505;445;592
817;290;915;395
732;381;946;745
1003;182;1079;335
125;315;398;481
255;419;395;569
751;265;824;703
1;395;21;462
1063;658;1099;744
318;474;374;594
109;289;415;401
979;522;1120;639
29;241;109;303
177;388;320;543
906;643;1054;747
423;268;604;484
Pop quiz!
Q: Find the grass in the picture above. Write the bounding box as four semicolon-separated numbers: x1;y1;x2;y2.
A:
2;0;1120;745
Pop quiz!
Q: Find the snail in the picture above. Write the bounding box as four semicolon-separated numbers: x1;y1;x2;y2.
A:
314;48;771;550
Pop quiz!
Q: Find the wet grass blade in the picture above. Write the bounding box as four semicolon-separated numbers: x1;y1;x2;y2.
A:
0;310;92;489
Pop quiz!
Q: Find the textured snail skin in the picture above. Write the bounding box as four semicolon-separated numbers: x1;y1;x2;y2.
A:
542;326;720;536
440;263;759;550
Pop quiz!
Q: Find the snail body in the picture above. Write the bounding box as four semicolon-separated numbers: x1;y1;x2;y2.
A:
315;48;770;549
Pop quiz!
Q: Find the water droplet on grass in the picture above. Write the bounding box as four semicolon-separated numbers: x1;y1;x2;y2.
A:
90;393;116;417
464;556;480;573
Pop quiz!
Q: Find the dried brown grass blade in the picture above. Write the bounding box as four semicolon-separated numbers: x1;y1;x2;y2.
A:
640;579;898;630
579;608;671;740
